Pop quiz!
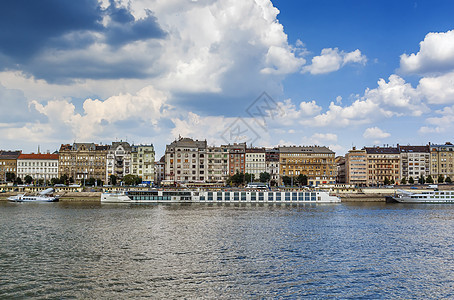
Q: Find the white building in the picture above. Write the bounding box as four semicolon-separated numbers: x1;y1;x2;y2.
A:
207;146;229;183
131;144;155;184
17;153;59;182
245;148;266;181
106;142;132;183
398;145;430;182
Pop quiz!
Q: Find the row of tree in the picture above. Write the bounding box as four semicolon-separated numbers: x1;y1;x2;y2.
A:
226;172;309;187
399;175;452;185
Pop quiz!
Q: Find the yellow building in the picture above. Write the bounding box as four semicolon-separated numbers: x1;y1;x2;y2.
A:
58;143;108;184
131;144;155;184
279;146;336;186
430;143;454;182
365;147;400;186
0;150;21;183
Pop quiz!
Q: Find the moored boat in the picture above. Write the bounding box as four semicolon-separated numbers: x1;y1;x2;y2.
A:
388;189;454;203
8;188;60;202
101;189;341;204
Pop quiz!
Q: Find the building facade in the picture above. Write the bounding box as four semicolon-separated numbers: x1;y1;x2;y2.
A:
227;143;246;176
398;145;430;182
131;144;155;184
17;153;59;182
265;148;280;185
59;143;108;184
279;146;336;186
206;146;229;183
430;143;454;182
165;137;207;183
0;150;21;183
106;142;132;183
245;148;266;181
345;148;367;186
365;147;400;186
154;156;165;186
336;156;346;184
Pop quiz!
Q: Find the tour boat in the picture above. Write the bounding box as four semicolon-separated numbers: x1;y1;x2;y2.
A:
101;189;341;204
8;188;60;202
387;189;454;203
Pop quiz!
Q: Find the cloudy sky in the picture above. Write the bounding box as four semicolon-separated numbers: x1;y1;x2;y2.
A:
1;0;454;157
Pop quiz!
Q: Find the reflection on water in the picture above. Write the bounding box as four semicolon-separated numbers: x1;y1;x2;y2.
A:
1;202;454;298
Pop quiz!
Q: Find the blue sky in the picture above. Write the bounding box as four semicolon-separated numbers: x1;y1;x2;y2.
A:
1;0;454;158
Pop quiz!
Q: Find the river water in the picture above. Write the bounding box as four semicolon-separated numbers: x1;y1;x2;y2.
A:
1;202;453;299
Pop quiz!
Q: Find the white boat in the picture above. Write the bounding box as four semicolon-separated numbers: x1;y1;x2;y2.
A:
8;188;60;202
101;189;341;204
388;189;454;203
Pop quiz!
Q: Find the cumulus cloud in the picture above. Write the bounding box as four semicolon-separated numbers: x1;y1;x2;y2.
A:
419;105;454;134
302;74;428;128
400;30;454;75
303;48;367;75
417;71;454;104
363;127;391;139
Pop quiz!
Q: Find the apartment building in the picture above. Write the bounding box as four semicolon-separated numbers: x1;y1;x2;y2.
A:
430;143;454;182
17;153;59;182
165;137;207;183
0;150;21;182
58;143;108;184
106;142;132;183
265;148;280;184
398;145;430;181
245;148;266;181
206;145;229;183
279;146;336;186
227;143;246;176
365;147;400;186
345;148;367;186
131;144;155;184
154;156;165;186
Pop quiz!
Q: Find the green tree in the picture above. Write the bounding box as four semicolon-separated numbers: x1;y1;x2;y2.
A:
282;176;291;186
37;179;44;186
123;174;142;186
269;179;277;187
259;172;271;183
6;172;15;182
384;177;390;185
96;179;103;186
87;177;96;186
426;175;434;184
418;176;425;184
297;174;308;186
244;173;255;183
390;179;395;185
401;177;407;185
438;175;445;183
50;178;60;186
59;174;68;185
230;172;244;186
24;175;33;185
69;177;74;184
110;175;117;185
446;177;452;184
16;177;23;185
408;176;414;184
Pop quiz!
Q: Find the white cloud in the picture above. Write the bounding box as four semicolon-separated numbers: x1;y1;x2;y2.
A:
400;30;454;75
303;48;367;75
363;127;391;139
311;133;338;143
299;100;322;116
419;105;454;134
417;71;454;104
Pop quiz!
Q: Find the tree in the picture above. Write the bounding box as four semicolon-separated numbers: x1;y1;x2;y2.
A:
96;179;103;186
87;177;96;186
401;177;407;185
110;175;117;185
16;177;23;185
418;175;425;184
390;179;395;185
446;177;452;184
244;173;254;183
282;176;291;186
37;179;44;186
259;172;271;183
438;175;445;183
60;174;68;185
69;177;74;184
408;177;414;184
269;179;277;187
426;175;434;184
297;174;308;186
384;177;390;185
230;172;244;186
123;174;142;186
6;172;15;182
24;175;33;185
50;178;60;186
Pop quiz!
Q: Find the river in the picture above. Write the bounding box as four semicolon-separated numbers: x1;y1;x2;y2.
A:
1;202;453;298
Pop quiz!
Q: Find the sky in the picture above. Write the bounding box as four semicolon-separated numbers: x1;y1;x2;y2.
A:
1;0;454;158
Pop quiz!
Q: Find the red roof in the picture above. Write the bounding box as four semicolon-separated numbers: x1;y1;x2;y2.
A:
18;153;59;160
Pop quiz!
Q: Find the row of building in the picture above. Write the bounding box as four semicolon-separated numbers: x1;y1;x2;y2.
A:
337;143;454;186
1;138;453;186
0;137;336;186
